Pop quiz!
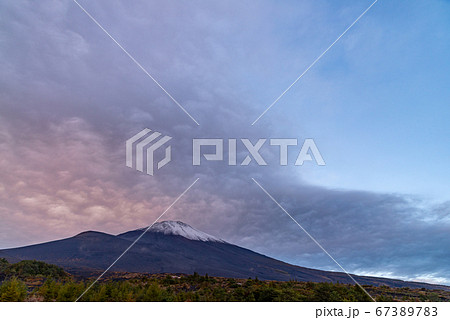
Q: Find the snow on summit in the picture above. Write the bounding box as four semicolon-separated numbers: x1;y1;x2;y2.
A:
147;221;226;243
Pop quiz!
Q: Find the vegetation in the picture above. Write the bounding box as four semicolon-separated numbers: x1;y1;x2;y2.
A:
0;259;68;280
0;260;449;302
0;277;27;301
0;258;9;272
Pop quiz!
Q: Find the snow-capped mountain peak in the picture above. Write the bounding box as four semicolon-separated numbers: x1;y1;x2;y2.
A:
147;221;226;243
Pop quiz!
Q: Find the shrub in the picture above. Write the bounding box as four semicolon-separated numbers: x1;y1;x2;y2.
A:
0;277;27;302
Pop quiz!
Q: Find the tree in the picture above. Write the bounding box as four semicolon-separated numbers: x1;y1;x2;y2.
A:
0;277;27;301
0;258;10;273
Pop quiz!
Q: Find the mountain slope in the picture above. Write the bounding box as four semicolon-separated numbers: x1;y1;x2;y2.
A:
0;221;448;291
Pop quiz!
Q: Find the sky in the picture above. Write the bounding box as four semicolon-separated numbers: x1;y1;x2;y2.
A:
0;0;449;285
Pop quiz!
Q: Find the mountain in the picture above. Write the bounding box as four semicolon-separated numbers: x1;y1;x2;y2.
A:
0;221;448;291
